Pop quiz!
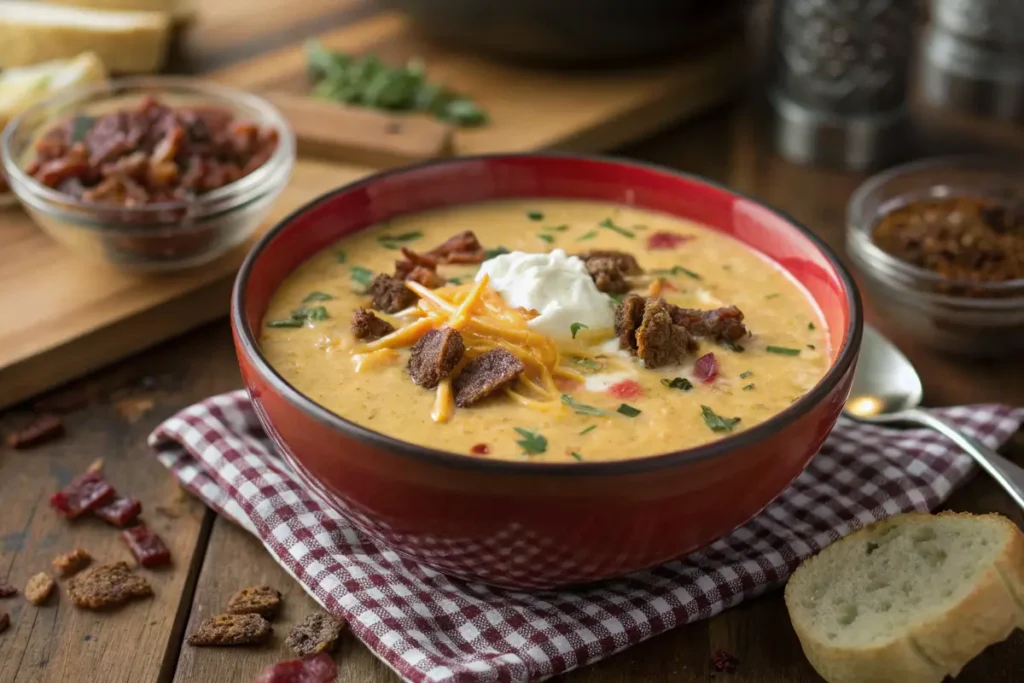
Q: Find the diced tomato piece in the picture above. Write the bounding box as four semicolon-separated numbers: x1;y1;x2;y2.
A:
93;496;142;527
694;352;719;384
253;653;337;683
607;380;643;399
646;232;693;250
121;524;171;568
50;471;115;519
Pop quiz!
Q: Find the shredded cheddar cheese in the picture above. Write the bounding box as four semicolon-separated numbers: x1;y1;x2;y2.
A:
431;379;455;423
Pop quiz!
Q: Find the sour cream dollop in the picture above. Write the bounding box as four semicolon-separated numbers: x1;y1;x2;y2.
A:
476;249;615;340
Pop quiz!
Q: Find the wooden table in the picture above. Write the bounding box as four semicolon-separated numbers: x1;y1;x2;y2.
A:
3;5;1024;683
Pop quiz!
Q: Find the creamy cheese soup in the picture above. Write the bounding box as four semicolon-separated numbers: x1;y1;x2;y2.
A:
260;200;829;463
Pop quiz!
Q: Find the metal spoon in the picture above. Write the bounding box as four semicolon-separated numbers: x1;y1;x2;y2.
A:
844;324;1024;510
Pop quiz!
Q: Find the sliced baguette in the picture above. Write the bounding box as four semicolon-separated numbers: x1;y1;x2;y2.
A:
785;512;1024;683
0;2;171;74
0;52;109;129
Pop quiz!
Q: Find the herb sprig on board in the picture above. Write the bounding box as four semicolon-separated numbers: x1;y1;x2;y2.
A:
305;41;488;126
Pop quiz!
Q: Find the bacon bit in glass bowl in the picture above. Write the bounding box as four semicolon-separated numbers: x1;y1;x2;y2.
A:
1;77;295;272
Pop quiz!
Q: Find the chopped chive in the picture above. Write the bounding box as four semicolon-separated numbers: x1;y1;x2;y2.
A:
577;230;599;241
538;233;555;244
570;452;583;461
266;319;304;328
335;251;347;264
742;383;755;391
766;345;801;356
484;246;509;260
739;370;752;379
570;322;588;339
765;293;780;300
377;231;423;249
808;322;816;331
527;211;544;221
546;224;569;232
561;394;608;416
513;428;547;455
649;265;700;280
350;266;374;288
302;291;333;303
291;306;329;321
720;339;745;353
661;377;693;391
617;403;641;418
701;405;740;433
571;357;602;371
579;424;597;435
599;218;635;238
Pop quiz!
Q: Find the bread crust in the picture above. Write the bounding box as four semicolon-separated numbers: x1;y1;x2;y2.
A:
785;512;1024;683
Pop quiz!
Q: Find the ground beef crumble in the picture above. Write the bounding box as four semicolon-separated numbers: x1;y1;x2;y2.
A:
369;274;417;313
408;327;465;389
615;296;748;368
577;250;643;294
452;349;525;407
635;298;696;368
351;308;395;341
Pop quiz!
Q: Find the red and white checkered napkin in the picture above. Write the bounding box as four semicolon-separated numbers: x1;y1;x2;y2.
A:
149;391;1024;683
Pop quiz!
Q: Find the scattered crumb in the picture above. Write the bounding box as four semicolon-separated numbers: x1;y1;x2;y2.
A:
25;572;56;605
6;414;65;449
712;649;739;673
52;548;92;578
67;562;153;610
225;585;282;619
186;613;273;646
286;611;346;657
86;459;104;474
0;582;16;598
113;396;155;423
0;612;8;634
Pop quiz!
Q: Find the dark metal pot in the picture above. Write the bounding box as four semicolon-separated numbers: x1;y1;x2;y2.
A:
379;0;751;66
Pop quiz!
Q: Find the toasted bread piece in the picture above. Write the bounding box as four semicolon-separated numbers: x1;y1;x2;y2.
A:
0;2;170;74
785;512;1024;683
0;52;108;129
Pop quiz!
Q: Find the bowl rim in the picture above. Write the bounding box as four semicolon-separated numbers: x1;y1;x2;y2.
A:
232;152;864;477
0;75;296;227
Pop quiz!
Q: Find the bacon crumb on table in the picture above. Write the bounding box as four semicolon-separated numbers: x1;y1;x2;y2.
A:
93;496;143;527
52;548;92;577
712;648;739;673
50;470;115;519
0;582;16;598
25;573;56;605
6;414;64;449
67;562;152;610
187;613;273;647
121;524;172;568
226;586;282;619
253;652;337;683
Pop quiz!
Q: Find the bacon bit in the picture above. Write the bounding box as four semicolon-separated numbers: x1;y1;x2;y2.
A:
0;582;16;598
121;524;171;568
93;496;142;528
6;414;65;449
693;353;719;384
253;652;337;683
712;649;739;673
50;470;115;519
470;443;490;455
646;232;693;250
607;379;643;400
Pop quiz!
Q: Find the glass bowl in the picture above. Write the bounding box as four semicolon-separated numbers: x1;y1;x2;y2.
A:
1;77;296;273
847;156;1024;357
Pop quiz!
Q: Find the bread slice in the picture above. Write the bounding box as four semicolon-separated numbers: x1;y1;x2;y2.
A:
785;512;1024;683
0;2;171;74
46;0;195;23
0;52;109;129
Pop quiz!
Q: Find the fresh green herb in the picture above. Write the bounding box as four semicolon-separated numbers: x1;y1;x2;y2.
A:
700;405;740;432
720;339;745;353
378;231;423;249
808;322;816;331
577;230;599;241
742;383;755;391
608;293;626;305
739;370;752;379
335;251;347;264
561;394;608;416
266;319;304;328
617;403;642;418
265;305;330;328
661;377;693;391
649;265;701;280
766;345;801;356
765;293;780;300
546;224;569;232
513;428;547;455
69;114;95;143
527;211;544;221
483;246;509;260
571;357;602;371
570;452;583;461
302;291;333;303
570;322;588;339
350;266;374;289
599;218;635;238
538;233;555;244
447;276;469;285
579;424;597;435
305;40;489;126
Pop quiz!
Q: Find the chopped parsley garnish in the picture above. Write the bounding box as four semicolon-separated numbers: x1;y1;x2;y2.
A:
599;217;634;238
350;266;374;288
701;405;740;432
720;339;745;353
513;428;547;455
742;383;755;391
378;231;423;249
578;230;598;241
483;246;509;260
570;322;588;339
650;265;701;280
335;251;347;264
579;424;597;435
561;394;608;416
266;305;330;328
538;233;555;244
661;377;693;391
739;370;752;379
766;345;801;356
765;293;780;300
570;452;583;461
617;403;641;417
302;291;333;303
547;224;569;232
527;211;544;221
808;322;816;331
571;356;602;371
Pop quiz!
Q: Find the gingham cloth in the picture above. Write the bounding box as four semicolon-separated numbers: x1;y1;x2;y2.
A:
149;392;1024;683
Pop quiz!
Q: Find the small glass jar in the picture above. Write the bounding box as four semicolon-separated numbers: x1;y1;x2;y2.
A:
2;77;296;273
846;156;1024;357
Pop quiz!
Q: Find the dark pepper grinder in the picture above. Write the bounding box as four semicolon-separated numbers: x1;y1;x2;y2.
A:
767;0;920;170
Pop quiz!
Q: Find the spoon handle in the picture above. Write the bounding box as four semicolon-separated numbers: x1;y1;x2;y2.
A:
904;408;1024;511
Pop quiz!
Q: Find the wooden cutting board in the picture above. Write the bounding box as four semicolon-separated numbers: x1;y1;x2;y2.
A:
0;10;746;410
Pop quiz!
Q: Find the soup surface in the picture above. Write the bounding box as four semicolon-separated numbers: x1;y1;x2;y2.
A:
260;200;829;463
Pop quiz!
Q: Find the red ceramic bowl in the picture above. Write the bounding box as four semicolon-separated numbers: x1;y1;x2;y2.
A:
231;154;863;589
